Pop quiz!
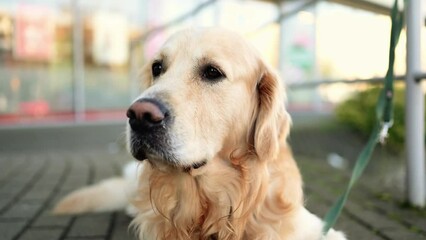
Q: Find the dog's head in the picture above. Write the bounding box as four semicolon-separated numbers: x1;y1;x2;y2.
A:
127;28;290;170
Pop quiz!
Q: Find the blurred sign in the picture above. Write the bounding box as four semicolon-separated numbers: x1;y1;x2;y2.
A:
0;13;13;51
92;12;129;66
280;9;316;83
14;4;54;61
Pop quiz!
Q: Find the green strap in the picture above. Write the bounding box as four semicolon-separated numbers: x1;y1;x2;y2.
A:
322;0;404;234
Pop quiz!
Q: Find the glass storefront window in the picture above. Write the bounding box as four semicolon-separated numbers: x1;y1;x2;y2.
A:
0;0;424;124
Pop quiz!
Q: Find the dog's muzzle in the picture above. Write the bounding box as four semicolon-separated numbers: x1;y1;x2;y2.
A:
127;98;172;161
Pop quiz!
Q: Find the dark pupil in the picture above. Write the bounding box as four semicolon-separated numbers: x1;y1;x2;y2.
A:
152;62;162;77
204;66;222;80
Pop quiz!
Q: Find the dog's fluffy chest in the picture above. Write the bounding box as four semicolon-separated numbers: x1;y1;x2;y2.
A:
132;159;271;239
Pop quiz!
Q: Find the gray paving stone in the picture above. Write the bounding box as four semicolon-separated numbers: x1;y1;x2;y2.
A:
61;162;90;189
36;169;66;187
61;177;88;191
367;198;426;234
306;195;385;240
67;213;112;238
300;156;426;239
31;210;73;228
21;187;53;202
19;228;63;240
111;212;137;240
65;238;105;240
337;218;383;240
345;203;406;231
0;157;26;183
380;228;426;240
47;194;69;209
92;160;116;183
0;183;25;196
1;201;43;219
0;197;9;210
0;220;27;240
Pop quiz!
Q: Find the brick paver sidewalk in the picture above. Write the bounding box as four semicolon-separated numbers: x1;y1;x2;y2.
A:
0;149;425;240
0;150;136;240
299;156;426;240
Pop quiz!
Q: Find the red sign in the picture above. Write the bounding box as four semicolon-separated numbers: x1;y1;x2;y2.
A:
14;4;54;61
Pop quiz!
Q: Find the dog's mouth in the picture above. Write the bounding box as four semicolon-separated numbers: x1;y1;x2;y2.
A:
182;159;207;172
129;131;207;171
129;131;176;162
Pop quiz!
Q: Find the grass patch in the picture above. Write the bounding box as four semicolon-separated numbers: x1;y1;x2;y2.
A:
335;86;426;153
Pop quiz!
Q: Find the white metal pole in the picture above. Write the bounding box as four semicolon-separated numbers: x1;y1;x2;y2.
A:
405;0;425;207
278;1;286;74
311;5;323;112
72;0;85;122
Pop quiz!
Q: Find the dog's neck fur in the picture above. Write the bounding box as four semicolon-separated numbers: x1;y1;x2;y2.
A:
132;140;303;240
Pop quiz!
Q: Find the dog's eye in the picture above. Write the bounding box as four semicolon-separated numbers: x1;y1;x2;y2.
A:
202;65;225;81
152;62;163;77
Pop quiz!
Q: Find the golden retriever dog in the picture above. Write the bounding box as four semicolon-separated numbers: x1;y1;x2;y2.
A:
54;28;347;240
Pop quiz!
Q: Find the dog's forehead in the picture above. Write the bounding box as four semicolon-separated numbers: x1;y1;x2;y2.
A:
161;28;256;60
157;29;262;82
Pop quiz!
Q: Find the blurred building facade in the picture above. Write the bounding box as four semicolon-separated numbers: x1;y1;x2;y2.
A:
0;0;424;125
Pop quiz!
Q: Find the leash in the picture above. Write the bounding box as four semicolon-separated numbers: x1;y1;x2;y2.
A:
322;0;404;234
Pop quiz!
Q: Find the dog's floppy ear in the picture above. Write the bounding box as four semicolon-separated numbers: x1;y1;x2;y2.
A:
253;65;291;162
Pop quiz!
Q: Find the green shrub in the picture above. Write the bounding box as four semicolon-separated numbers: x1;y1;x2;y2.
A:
335;86;421;152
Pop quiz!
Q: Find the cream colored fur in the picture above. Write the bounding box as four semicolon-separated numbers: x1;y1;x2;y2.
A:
54;28;347;240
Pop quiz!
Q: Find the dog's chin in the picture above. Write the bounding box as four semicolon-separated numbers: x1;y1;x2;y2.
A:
131;146;173;163
131;149;147;161
131;146;207;171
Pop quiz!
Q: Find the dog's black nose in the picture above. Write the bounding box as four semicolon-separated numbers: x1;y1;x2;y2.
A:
127;99;169;131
